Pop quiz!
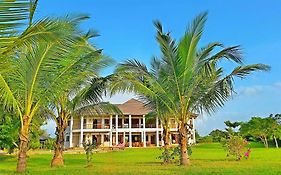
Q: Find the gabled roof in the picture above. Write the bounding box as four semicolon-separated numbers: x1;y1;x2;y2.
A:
115;98;198;118
116;99;152;115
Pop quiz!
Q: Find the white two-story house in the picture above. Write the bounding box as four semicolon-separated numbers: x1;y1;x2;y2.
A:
64;99;196;148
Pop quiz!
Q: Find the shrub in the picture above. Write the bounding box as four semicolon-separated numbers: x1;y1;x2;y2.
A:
223;135;248;161
83;141;97;167
44;139;55;150
29;141;41;150
158;146;192;164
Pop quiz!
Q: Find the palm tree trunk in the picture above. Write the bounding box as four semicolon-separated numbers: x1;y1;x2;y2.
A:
51;121;66;167
163;127;171;164
16;115;30;173
274;135;279;148
179;122;190;166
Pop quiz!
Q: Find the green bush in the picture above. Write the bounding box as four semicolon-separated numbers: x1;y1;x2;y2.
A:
30;141;41;150
223;135;248;161
44;139;55;150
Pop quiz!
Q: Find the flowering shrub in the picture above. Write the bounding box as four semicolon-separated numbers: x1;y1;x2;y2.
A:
223;135;248;161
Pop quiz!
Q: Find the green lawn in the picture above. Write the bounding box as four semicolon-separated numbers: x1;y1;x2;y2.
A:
1;143;281;175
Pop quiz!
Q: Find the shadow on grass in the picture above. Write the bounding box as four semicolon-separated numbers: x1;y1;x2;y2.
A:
192;158;234;162
0;154;15;161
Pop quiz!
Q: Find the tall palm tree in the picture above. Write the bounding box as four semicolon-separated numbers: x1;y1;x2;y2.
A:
44;76;120;167
111;12;270;166
0;0;106;172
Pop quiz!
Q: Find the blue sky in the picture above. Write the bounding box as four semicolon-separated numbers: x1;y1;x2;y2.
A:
39;1;281;136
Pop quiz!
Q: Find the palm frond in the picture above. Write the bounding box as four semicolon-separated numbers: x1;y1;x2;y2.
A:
229;64;270;78
74;102;122;116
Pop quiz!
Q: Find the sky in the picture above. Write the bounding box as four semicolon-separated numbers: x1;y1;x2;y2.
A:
38;0;281;136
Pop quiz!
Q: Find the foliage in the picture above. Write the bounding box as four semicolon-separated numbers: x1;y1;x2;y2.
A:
83;141;97;167
224;120;241;135
224;120;241;129
29;141;41;150
0;109;47;152
158;146;192;164
195;130;201;141
0;111;19;154
223;135;248;161
28;117;46;150
239;116;281;148
43;138;55;150
209;129;227;142
112;12;270;165
0;0;111;172
197;135;214;143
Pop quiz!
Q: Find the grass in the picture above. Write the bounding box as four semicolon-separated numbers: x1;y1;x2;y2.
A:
1;143;281;175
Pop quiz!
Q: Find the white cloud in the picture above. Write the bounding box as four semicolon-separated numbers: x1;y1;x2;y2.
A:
103;92;136;104
274;82;281;88
238;86;264;96
41;120;56;137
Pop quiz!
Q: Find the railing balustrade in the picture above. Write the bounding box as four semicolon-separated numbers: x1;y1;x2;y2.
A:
77;122;161;129
79;124;110;129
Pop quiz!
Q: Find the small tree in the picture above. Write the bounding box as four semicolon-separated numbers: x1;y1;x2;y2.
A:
224;135;248;161
83;141;97;167
224;120;241;135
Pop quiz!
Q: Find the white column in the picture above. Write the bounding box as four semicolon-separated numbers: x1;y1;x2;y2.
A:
101;118;105;129
115;115;118;145
69;116;73;148
156;116;159;147
122;117;124;129
139;118;141;128
101;134;104;146
143;115;146;147
109;115;113;146
80;116;84;147
161;124;164;146
129;115;132;147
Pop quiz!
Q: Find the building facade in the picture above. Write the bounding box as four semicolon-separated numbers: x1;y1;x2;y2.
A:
64;99;196;148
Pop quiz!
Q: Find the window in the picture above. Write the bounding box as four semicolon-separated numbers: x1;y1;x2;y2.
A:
83;135;86;143
66;136;70;142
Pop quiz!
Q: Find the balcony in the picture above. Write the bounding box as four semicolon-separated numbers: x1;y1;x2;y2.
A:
81;124;110;129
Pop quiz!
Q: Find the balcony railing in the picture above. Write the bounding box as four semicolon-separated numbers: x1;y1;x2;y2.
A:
77;123;164;129
81;124;110;129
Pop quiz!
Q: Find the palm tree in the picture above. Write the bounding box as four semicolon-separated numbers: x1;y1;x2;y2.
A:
44;76;120;167
144;99;173;164
0;0;106;172
112;12;270;166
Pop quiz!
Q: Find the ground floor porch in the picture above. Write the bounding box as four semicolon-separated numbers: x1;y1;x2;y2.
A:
66;131;183;148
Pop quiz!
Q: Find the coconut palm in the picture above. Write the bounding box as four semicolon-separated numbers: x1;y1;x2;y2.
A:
0;0;106;172
112;12;270;166
43;76;120;167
